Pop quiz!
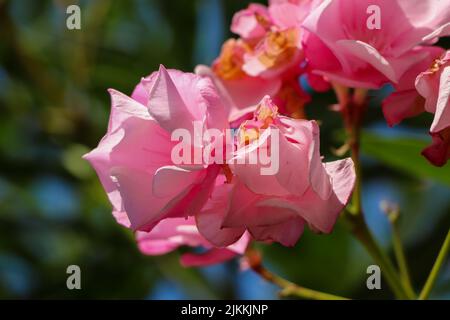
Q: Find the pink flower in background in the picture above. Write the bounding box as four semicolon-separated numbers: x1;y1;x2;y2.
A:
303;0;450;89
241;0;310;79
202;0;324;122
195;96;356;247
137;217;250;267
416;51;450;166
231;4;273;41
382;46;445;127
196;39;281;122
242;27;302;79
84;65;228;232
416;51;450;134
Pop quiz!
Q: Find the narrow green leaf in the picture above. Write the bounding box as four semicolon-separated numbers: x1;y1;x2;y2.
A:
361;132;450;186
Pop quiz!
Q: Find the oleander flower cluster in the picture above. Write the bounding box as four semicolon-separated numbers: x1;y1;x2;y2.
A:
85;0;450;267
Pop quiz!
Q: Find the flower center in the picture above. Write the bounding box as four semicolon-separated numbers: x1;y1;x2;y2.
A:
254;12;272;30
258;28;299;69
213;39;250;80
429;58;442;74
238;96;278;145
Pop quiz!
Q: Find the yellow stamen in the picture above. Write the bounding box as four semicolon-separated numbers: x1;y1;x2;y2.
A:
429;59;441;74
256;103;278;128
258;29;299;69
239;122;260;145
254;12;271;30
213;39;251;80
239;99;279;145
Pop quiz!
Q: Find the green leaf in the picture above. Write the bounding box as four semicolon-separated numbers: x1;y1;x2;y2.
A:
361;132;450;186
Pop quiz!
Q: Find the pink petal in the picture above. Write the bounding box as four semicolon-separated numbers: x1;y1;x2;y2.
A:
221;180;297;228
430;67;450;133
276;118;331;199
152;165;206;198
231;127;292;197
231;4;271;40
180;249;237;267
269;3;303;29
249;217;305;247
274;119;311;196
422;130;450;167
196;179;246;247
84;90;176;229
195;65;281;122
227;232;252;255
110;166;177;231
144;65;228;133
136;217;208;255
305;120;332;200
131;72;158;105
112;210;131;228
302;0;450;88
292;158;355;233
336;40;397;83
382;90;425;127
145;65;197;133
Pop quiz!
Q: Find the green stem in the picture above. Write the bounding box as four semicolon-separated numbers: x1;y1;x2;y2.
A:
340;88;410;299
245;249;349;300
391;220;416;299
418;229;450;300
343;211;409;299
349;127;362;215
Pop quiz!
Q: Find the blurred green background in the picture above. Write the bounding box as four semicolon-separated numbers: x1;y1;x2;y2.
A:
0;0;449;299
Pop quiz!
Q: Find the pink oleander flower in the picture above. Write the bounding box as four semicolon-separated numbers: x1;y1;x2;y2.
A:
242;28;302;79
242;2;307;79
137;217;250;267
303;0;450;89
204;1;325;123
84;65;228;232
194;96;356;247
85;63;355;255
416;51;450;166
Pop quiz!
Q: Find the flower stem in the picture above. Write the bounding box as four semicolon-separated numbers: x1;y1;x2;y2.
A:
338;88;410;299
418;229;450;300
389;215;416;299
245;249;349;300
343;210;409;299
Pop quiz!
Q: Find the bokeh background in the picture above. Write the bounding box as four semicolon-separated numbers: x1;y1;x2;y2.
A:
0;0;449;299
